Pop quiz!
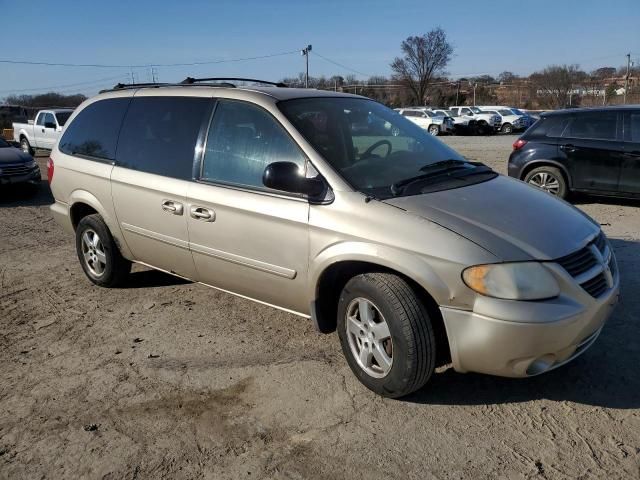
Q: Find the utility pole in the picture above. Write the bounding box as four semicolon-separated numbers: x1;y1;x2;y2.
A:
150;66;158;83
472;82;477;106
301;45;312;88
455;81;460;105
624;53;631;104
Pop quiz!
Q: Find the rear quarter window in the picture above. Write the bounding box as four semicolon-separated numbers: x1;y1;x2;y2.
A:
59;98;131;160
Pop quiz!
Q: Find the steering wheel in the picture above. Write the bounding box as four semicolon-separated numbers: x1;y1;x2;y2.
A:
362;139;392;159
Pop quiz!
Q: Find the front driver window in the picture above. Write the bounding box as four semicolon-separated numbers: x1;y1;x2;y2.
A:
201;100;307;190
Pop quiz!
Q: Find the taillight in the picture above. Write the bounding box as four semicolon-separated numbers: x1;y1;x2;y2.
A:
512;139;527;151
47;157;54;184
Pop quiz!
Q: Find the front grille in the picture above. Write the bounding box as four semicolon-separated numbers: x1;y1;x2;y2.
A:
1;164;32;176
581;272;608;297
556;232;612;298
557;246;598;276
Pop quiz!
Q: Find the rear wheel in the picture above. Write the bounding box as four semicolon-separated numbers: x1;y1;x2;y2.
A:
20;137;34;156
524;166;568;198
337;273;436;398
428;124;440;136
75;214;131;287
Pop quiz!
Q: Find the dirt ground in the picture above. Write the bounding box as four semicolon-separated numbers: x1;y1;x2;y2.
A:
1;135;639;479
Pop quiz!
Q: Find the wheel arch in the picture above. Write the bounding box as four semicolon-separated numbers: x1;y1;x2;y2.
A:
310;247;452;366
520;160;572;189
68;190;133;259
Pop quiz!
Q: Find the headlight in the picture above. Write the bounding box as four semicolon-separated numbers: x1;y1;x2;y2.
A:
26;160;37;168
462;262;560;300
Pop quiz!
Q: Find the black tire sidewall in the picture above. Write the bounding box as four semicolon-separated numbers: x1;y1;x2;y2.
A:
75;215;121;286
337;275;433;397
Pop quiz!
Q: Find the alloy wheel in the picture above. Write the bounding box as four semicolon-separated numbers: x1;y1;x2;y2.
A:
81;229;107;277
345;297;393;378
528;172;561;195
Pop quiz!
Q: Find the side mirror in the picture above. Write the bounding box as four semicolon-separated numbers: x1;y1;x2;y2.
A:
44;121;56;129
263;162;325;197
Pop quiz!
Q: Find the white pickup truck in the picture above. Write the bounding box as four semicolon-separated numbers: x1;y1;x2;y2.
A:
449;106;501;135
13;109;74;154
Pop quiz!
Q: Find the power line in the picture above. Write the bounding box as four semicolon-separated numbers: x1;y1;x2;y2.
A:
0;74;127;94
0;50;299;69
311;51;372;77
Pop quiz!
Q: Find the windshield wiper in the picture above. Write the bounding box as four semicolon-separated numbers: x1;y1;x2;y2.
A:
390;160;492;196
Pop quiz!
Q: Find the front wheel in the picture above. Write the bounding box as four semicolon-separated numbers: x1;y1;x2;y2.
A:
524;166;568;198
501;123;513;134
337;273;436;398
428;125;440;136
75;214;131;287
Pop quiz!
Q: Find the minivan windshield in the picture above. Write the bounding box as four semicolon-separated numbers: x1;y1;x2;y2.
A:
279;97;496;199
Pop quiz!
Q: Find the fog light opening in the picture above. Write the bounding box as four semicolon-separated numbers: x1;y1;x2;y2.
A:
526;355;556;376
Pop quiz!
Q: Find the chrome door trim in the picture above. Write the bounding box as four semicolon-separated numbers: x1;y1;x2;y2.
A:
121;222;190;250
190;241;297;279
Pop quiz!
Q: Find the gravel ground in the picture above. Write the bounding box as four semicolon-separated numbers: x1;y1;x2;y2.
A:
1;136;639;479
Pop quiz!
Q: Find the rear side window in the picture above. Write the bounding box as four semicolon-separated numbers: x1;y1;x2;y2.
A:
116;97;211;180
59;98;130;160
201;100;306;190
563;112;617;141
527;115;569;138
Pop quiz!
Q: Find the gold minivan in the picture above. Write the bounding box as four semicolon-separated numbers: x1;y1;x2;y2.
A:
49;79;619;397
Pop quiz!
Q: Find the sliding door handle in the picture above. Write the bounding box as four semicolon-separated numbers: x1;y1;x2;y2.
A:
161;199;184;215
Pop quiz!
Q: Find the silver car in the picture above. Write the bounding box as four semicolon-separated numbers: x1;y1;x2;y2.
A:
49;79;619;397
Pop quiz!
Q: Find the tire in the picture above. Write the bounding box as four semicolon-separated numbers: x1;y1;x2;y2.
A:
337;273;436;398
428;125;440;136
501;123;513;134
20;137;34;156
476;122;489;135
524;166;568;199
75;214;131;287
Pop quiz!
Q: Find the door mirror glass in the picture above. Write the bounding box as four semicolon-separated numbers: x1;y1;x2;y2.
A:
263;161;325;197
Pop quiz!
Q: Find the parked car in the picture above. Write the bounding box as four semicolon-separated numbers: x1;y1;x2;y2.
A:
479;108;527;134
431;108;476;135
509;106;640;199
395;107;453;135
0;136;40;190
448;106;501;134
508;107;536;128
49;80;619;398
13;109;74;155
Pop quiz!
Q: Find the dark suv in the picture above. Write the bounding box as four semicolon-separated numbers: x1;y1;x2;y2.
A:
508;106;640;199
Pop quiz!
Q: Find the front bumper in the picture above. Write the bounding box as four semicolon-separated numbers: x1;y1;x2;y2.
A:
440;266;620;378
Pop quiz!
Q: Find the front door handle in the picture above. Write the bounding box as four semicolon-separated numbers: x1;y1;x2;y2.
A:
190;206;215;222
560;144;577;153
161;199;184;215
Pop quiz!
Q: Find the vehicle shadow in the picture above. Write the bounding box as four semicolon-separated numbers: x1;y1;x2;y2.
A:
572;194;640;208
123;269;192;289
406;237;640;409
0;180;54;208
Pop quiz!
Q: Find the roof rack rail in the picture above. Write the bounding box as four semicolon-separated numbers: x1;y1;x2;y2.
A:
100;82;169;93
180;77;287;88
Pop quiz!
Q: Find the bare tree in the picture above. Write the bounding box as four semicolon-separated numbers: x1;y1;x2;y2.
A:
529;64;586;108
390;28;453;104
498;71;517;84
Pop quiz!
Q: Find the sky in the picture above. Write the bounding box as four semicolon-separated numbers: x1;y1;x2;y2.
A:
1;0;639;99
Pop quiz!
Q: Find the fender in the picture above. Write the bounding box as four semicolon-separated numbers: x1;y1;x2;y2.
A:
309;241;453;307
68;189;134;260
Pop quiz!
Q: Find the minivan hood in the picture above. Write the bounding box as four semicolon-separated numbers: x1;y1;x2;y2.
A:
383;175;600;261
